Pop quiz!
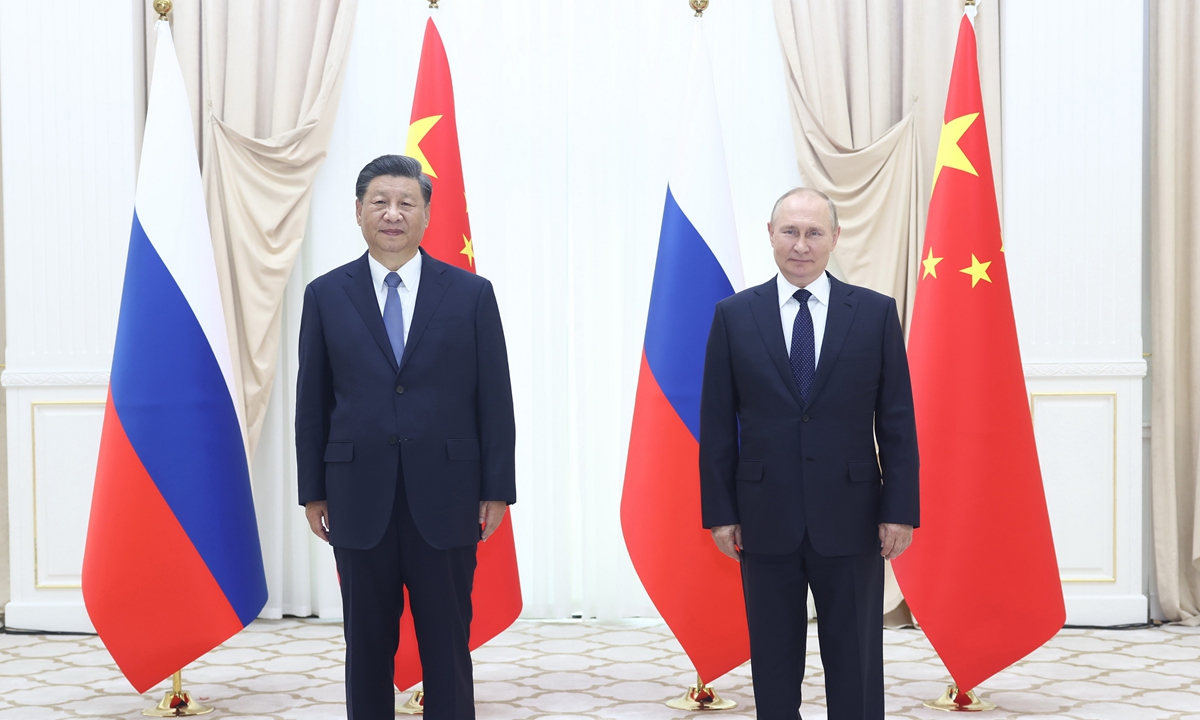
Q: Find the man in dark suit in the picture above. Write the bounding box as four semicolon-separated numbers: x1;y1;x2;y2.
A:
700;188;919;720
296;154;515;720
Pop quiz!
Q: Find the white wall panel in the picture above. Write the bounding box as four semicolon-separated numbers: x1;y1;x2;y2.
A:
31;402;104;588
1004;0;1146;624
1032;393;1115;582
1;0;136;630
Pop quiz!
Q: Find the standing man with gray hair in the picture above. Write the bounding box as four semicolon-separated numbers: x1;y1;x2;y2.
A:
296;154;516;719
700;188;919;719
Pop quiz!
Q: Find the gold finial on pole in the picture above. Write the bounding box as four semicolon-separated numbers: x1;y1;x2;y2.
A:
153;0;172;20
690;0;710;17
964;0;976;5
428;0;439;8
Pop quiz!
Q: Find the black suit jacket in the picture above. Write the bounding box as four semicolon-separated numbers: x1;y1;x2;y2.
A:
295;249;516;550
699;273;919;557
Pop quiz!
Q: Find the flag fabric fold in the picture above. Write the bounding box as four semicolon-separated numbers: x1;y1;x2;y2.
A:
620;25;750;685
394;15;523;692
82;20;267;694
892;13;1065;694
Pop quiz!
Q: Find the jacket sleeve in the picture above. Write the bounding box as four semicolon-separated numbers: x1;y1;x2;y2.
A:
475;280;517;504
295;283;333;506
699;303;741;528
875;297;920;527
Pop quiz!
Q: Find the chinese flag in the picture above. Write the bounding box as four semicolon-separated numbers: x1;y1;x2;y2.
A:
891;15;1065;694
394;16;523;693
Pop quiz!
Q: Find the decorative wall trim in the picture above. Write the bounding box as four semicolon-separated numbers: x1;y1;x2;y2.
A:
1;370;110;387
1023;361;1146;378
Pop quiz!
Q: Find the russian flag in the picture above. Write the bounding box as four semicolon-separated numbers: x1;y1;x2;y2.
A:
82;20;267;693
619;26;750;685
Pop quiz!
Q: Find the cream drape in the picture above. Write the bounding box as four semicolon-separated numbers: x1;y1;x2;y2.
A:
771;0;1000;321
1150;0;1200;626
141;0;357;455
771;0;1001;618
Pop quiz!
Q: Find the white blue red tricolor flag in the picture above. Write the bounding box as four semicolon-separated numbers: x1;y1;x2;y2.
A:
620;25;751;684
82;20;267;693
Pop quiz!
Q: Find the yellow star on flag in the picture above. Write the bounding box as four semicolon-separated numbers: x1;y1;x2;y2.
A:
405;115;443;178
960;254;992;287
932;112;980;195
460;235;474;268
922;247;943;279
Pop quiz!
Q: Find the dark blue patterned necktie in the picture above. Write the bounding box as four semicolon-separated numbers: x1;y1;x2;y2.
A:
790;288;814;403
383;271;405;364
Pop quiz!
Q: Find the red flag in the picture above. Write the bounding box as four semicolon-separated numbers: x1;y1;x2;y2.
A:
619;28;750;685
892;15;1065;693
393;16;523;692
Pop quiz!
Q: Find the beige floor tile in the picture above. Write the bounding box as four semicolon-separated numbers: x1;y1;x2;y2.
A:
0;619;1197;718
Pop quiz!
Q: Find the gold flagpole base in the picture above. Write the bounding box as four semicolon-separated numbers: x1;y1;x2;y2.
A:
142;672;213;717
665;675;737;711
924;685;996;712
396;689;424;715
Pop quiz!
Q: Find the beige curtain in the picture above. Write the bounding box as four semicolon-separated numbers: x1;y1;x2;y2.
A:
1150;0;1200;626
772;0;1001;619
140;0;357;455
772;0;1001;322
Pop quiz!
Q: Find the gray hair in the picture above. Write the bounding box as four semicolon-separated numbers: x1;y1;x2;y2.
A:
770;187;839;231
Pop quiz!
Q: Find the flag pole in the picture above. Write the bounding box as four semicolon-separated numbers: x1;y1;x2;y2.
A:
143;671;214;717
659;1;737;712
916;2;996;712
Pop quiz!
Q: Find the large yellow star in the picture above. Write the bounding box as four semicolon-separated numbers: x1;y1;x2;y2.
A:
405;115;443;178
460;235;474;268
932;112;980;195
922;247;943;279
960;254;992;287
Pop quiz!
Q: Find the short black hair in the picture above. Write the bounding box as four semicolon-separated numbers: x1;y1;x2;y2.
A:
355;154;432;205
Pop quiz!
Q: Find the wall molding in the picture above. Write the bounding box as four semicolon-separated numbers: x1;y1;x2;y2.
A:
1023;361;1146;378
1;370;110;388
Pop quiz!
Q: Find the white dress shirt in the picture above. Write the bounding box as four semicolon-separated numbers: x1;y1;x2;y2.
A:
368;250;422;346
777;271;830;366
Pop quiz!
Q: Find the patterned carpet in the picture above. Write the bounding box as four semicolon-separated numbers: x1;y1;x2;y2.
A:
0;618;1197;719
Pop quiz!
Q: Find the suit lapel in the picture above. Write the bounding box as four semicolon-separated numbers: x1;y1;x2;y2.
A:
398;249;450;373
749;278;805;409
806;274;858;410
342;253;399;372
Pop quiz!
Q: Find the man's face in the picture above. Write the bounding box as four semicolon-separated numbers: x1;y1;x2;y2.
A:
769;192;839;288
356;175;430;262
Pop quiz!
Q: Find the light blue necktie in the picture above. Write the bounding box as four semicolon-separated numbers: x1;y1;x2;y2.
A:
383;271;405;365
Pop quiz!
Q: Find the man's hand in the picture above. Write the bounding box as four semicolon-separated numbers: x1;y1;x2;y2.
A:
480;501;507;542
879;523;913;560
306;501;330;543
711;524;742;562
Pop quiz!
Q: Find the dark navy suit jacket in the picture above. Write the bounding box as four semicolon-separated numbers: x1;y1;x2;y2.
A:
699;273;919;557
295;249;516;551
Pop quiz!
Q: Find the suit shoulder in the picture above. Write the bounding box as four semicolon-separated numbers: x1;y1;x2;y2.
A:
306;257;362;293
440;262;491;289
838;280;897;308
715;283;768;311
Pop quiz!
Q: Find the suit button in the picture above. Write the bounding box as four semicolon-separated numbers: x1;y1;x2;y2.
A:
395;385;405;394
802;414;810;422
388;436;398;445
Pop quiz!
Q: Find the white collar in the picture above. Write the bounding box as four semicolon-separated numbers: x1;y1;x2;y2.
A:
368;250;423;292
777;270;830;308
